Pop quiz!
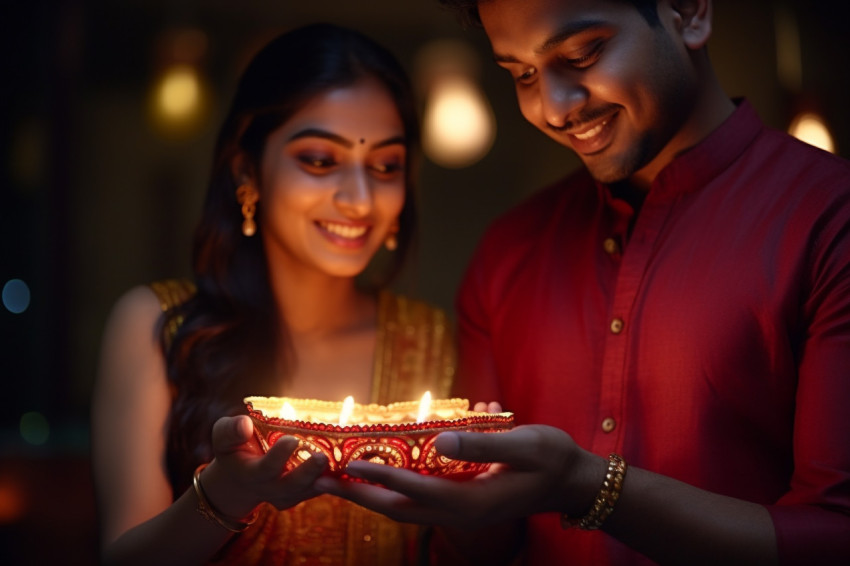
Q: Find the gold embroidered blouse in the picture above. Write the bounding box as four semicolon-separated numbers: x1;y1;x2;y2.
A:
149;279;456;566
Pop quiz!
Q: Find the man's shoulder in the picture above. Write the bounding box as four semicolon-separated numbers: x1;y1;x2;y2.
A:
486;168;595;239
462;168;596;280
754;126;850;183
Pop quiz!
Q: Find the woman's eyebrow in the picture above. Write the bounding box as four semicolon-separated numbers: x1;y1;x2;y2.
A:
372;136;405;150
287;129;405;150
288;128;353;148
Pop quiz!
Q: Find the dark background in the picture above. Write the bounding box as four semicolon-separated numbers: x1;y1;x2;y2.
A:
1;1;848;563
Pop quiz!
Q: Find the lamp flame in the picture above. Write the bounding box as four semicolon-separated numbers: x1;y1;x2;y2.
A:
339;396;355;426
416;391;432;423
280;402;297;420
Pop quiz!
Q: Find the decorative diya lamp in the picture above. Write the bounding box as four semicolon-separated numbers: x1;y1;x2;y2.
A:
243;392;514;480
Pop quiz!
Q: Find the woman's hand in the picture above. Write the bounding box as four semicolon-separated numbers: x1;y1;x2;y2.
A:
473;401;503;413
200;415;329;518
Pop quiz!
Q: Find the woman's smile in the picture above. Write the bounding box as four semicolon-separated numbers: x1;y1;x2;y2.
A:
315;220;371;248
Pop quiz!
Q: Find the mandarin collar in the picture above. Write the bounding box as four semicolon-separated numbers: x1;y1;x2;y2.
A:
595;99;764;200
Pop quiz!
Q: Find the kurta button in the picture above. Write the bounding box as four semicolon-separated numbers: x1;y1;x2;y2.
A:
601;417;616;433
603;237;620;255
610;318;624;334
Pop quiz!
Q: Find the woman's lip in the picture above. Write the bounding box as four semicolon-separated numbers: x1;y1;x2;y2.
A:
315;220;371;248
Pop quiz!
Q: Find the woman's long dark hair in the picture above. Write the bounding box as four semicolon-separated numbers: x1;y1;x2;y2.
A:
163;23;420;492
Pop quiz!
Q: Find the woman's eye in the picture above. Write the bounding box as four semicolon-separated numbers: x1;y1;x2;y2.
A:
298;154;336;169
371;161;404;176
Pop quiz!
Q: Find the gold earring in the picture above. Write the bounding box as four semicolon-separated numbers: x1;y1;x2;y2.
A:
384;223;399;251
236;184;259;237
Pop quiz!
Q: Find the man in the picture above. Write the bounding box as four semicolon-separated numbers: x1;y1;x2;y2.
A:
316;1;850;563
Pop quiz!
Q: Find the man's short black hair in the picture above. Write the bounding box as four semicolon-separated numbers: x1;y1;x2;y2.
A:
437;0;661;28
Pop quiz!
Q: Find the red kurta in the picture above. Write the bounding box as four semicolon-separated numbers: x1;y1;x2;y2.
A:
454;100;850;564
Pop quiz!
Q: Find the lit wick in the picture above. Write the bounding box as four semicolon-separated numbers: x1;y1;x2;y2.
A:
416;391;432;423
339;395;355;426
280;402;297;420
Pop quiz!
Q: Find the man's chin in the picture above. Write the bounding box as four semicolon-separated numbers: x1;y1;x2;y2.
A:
583;159;633;185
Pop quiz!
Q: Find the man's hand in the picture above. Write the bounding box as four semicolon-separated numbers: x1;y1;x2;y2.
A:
315;424;601;529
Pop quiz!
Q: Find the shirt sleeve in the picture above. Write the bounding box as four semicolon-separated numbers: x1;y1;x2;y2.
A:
767;188;850;564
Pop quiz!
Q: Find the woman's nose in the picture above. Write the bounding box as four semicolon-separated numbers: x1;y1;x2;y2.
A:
333;166;373;218
539;69;588;129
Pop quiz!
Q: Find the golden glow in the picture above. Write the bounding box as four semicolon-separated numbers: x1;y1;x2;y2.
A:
156;65;201;120
0;476;26;524
423;76;496;168
789;112;836;154
338;396;355;426
416;391;432;423
279;402;297;420
148;63;209;138
416;39;496;168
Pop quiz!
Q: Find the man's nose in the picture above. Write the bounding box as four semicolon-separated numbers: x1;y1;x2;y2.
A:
539;68;588;129
333;166;373;218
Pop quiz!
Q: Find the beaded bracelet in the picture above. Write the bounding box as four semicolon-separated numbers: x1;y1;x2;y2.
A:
193;463;259;533
560;453;627;530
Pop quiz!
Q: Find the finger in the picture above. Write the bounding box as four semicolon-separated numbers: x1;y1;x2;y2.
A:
212;415;254;454
280;452;329;488
316;477;410;509
257;436;299;477
435;427;555;469
473;401;503;413
343;461;467;507
314;475;348;495
315;476;458;526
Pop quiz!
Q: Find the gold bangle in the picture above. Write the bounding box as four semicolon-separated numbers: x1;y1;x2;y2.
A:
560;453;627;530
193;463;258;533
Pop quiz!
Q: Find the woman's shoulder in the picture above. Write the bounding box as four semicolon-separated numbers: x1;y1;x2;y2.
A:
100;285;166;357
378;290;450;328
148;278;197;312
108;284;167;329
102;278;195;355
96;285;173;395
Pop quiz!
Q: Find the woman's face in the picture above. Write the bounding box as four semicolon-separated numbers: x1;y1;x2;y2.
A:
257;78;407;280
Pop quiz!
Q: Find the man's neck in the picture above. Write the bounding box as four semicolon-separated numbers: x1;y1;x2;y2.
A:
630;65;736;190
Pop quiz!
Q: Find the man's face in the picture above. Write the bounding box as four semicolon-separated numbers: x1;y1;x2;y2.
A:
479;0;699;185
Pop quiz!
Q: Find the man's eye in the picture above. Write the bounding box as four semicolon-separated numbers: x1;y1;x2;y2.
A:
515;67;537;84
565;40;604;69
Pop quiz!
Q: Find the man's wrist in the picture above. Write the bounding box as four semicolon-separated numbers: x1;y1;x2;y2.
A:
560;453;628;530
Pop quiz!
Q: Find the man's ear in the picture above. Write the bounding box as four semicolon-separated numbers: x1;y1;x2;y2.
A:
668;0;712;50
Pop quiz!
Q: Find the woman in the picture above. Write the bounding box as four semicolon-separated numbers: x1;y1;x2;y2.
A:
92;24;455;565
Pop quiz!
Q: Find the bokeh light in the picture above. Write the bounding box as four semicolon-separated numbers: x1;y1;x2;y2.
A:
0;476;26;525
789;112;836;154
2;279;31;314
147;28;211;138
156;65;201;121
416;39;496;169
20;412;50;446
423;76;496;168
